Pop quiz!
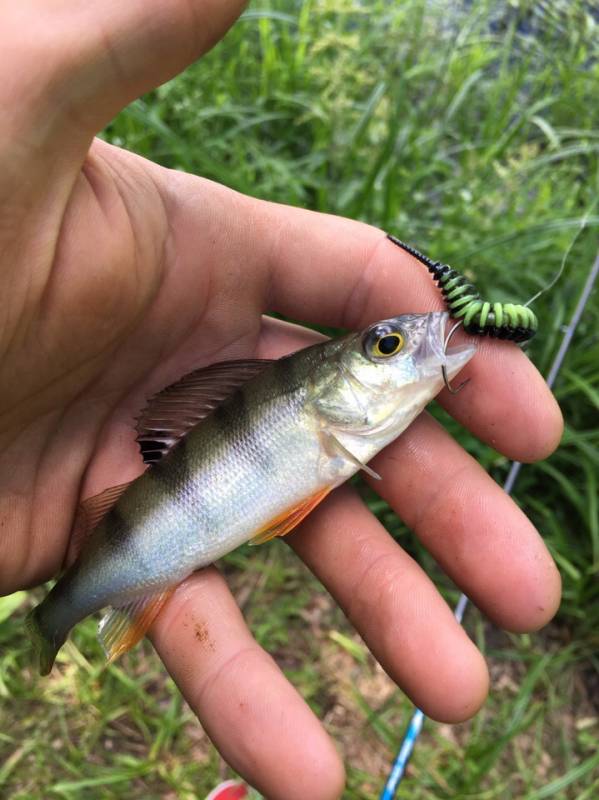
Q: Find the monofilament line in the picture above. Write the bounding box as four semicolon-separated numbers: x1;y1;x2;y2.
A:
525;199;597;308
380;248;599;800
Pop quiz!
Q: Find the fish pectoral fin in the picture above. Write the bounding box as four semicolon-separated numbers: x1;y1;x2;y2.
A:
67;480;135;566
98;587;175;664
322;432;382;481
249;488;332;546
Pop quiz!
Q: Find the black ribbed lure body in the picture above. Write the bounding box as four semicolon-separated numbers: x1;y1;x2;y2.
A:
387;235;538;343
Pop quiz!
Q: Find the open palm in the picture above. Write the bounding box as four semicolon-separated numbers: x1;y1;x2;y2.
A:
0;4;563;798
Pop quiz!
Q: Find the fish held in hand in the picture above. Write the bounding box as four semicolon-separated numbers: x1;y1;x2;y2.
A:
26;312;475;674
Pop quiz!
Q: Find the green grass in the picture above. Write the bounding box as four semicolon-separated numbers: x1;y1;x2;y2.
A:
2;0;599;797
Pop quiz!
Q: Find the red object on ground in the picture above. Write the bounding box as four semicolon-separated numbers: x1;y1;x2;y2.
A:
205;780;249;800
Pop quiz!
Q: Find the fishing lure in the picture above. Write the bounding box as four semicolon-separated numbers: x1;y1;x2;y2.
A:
27;311;475;675
387;235;538;342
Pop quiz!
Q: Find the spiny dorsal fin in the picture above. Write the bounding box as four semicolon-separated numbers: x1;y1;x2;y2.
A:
66;480;134;566
98;587;175;663
136;359;274;465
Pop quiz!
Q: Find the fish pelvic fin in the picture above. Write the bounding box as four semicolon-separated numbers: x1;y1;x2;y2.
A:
25;604;66;676
98;588;175;664
249;487;332;546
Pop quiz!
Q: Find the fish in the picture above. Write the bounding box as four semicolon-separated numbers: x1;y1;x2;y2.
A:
26;311;475;675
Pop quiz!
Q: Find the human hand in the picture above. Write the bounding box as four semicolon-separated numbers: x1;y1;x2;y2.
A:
0;3;562;798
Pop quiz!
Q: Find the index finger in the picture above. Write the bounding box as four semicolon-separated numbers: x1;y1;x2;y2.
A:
259;202;563;461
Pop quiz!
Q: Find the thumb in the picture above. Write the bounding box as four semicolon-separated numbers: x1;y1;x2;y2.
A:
1;1;246;202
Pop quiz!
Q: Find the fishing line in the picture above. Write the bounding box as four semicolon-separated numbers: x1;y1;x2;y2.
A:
379;247;599;800
524;198;597;308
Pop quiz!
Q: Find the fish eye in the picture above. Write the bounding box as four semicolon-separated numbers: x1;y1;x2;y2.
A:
363;325;405;359
374;334;403;356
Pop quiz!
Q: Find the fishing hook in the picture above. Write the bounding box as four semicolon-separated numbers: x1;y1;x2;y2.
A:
442;320;470;394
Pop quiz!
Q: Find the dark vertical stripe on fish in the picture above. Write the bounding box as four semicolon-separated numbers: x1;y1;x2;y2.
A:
213;389;248;439
148;436;190;496
212;387;277;475
103;508;132;547
273;356;297;395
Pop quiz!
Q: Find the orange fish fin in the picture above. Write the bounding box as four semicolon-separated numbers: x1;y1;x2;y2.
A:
68;481;134;565
136;359;274;465
98;587;175;664
249;488;332;546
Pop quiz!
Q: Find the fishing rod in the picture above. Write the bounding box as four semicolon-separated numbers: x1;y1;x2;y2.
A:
380;247;599;800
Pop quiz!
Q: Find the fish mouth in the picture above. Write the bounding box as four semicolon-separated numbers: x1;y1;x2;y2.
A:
444;341;476;380
421;312;477;379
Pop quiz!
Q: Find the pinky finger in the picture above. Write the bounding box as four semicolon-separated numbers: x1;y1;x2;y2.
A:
150;568;345;800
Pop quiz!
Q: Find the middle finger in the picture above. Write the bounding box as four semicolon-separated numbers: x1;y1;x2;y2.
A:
288;486;490;723
366;412;561;632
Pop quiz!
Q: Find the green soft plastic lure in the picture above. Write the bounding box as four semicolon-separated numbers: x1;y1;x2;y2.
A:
387;235;538;342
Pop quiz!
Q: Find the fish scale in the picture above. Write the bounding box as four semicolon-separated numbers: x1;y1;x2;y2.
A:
26;312;475;674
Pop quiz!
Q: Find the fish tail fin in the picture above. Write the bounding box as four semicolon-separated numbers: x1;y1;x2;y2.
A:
25;603;66;676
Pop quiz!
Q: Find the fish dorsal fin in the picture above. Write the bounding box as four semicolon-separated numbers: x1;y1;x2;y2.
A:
136;359;274;465
67;480;134;565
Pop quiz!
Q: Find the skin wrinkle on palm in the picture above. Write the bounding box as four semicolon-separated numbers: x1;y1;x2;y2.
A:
0;3;566;800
